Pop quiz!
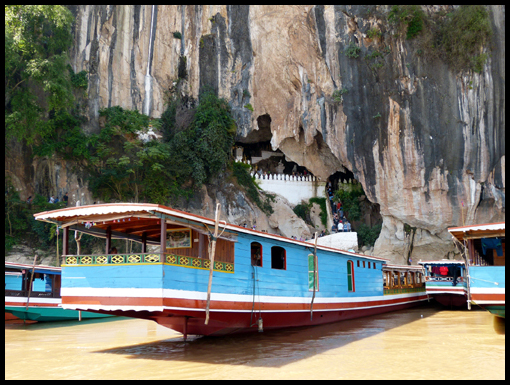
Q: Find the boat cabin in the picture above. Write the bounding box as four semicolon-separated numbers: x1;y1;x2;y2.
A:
382;264;425;295
5;262;61;299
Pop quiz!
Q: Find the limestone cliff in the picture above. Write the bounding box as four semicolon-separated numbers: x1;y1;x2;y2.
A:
8;5;505;263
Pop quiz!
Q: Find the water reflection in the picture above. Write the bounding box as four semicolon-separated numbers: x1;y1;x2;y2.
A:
5;303;505;380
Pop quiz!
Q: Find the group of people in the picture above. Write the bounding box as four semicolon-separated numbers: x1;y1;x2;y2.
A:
48;192;68;206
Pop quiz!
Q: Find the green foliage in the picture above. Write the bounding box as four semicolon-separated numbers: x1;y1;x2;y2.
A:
68;65;88;89
437;5;492;73
388;5;425;39
173;31;182;39
293;197;327;228
5;5;76;145
333;184;364;222
356;223;382;247
388;5;492;73
366;28;382;39
5;179;65;252
309;197;328;228
293;203;310;222
86;91;236;204
233;162;273;214
332;88;348;103
344;42;361;58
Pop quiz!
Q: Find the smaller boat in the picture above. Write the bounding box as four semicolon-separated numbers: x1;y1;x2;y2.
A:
448;222;505;318
418;260;467;308
5;262;113;322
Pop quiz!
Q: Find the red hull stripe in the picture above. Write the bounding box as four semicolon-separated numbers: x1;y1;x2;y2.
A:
63;294;428;312
471;293;505;301
5;302;60;308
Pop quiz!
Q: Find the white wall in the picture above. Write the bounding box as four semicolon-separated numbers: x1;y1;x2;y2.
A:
316;232;358;251
252;173;326;206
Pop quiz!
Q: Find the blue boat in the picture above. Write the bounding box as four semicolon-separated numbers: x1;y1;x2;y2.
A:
448;222;505;318
5;262;114;322
34;203;428;337
418;260;467;308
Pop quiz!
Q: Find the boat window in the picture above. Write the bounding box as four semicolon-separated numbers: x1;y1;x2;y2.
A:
251;242;262;267
357;260;360;267
373;262;377;269
347;260;355;292
368;262;371;269
271;246;286;270
363;261;365;268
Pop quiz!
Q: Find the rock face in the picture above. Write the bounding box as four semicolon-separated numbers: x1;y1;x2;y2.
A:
7;5;505;263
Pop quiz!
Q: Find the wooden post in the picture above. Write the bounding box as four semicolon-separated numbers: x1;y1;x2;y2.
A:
24;254;38;323
160;220;167;260
310;232;318;321
62;227;69;264
205;203;221;325
106;226;112;254
142;232;147;253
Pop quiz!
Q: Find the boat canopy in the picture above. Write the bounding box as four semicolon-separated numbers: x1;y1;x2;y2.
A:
418;260;465;265
5;261;61;274
448;222;505;242
34;203;389;262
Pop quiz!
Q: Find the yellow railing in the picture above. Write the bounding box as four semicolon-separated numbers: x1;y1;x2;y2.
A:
62;253;234;273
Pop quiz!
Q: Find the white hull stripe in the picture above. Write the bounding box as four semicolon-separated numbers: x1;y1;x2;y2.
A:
470;287;505;294
61;287;426;305
5;296;61;305
62;298;427;314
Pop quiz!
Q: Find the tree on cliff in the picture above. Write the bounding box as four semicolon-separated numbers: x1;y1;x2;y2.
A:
5;5;75;145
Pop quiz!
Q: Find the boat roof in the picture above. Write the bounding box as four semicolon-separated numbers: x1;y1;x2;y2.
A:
383;264;424;271
418;260;465;265
34;203;389;262
448;222;505;242
5;261;61;273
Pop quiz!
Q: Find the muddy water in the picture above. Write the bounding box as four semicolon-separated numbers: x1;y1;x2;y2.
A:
5;304;505;380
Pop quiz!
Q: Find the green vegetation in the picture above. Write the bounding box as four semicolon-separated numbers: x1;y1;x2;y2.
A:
344;42;361;58
333;183;364;222
388;5;493;73
356;223;382;247
5;181;64;252
437;5;492;73
388;5;425;40
332;88;348;103
366;28;382;39
233;162;273;214
173;31;182;39
5;5;76;145
293;197;327;228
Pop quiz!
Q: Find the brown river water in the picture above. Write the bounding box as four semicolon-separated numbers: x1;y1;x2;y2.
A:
5;304;505;380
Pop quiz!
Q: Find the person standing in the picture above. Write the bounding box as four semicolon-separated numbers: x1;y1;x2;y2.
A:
63;192;68;206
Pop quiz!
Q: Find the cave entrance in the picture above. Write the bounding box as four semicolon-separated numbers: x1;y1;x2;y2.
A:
328;169;356;193
234;114;312;176
328;168;382;246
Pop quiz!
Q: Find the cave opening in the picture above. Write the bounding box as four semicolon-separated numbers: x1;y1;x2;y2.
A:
234;113;311;176
328;167;382;246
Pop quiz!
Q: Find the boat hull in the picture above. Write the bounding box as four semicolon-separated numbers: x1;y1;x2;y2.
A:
425;283;468;308
5;297;114;322
62;289;428;336
4;305;113;322
469;266;505;318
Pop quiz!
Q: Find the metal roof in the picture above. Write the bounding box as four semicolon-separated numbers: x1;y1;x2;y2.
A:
34;203;389;262
448;222;505;241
